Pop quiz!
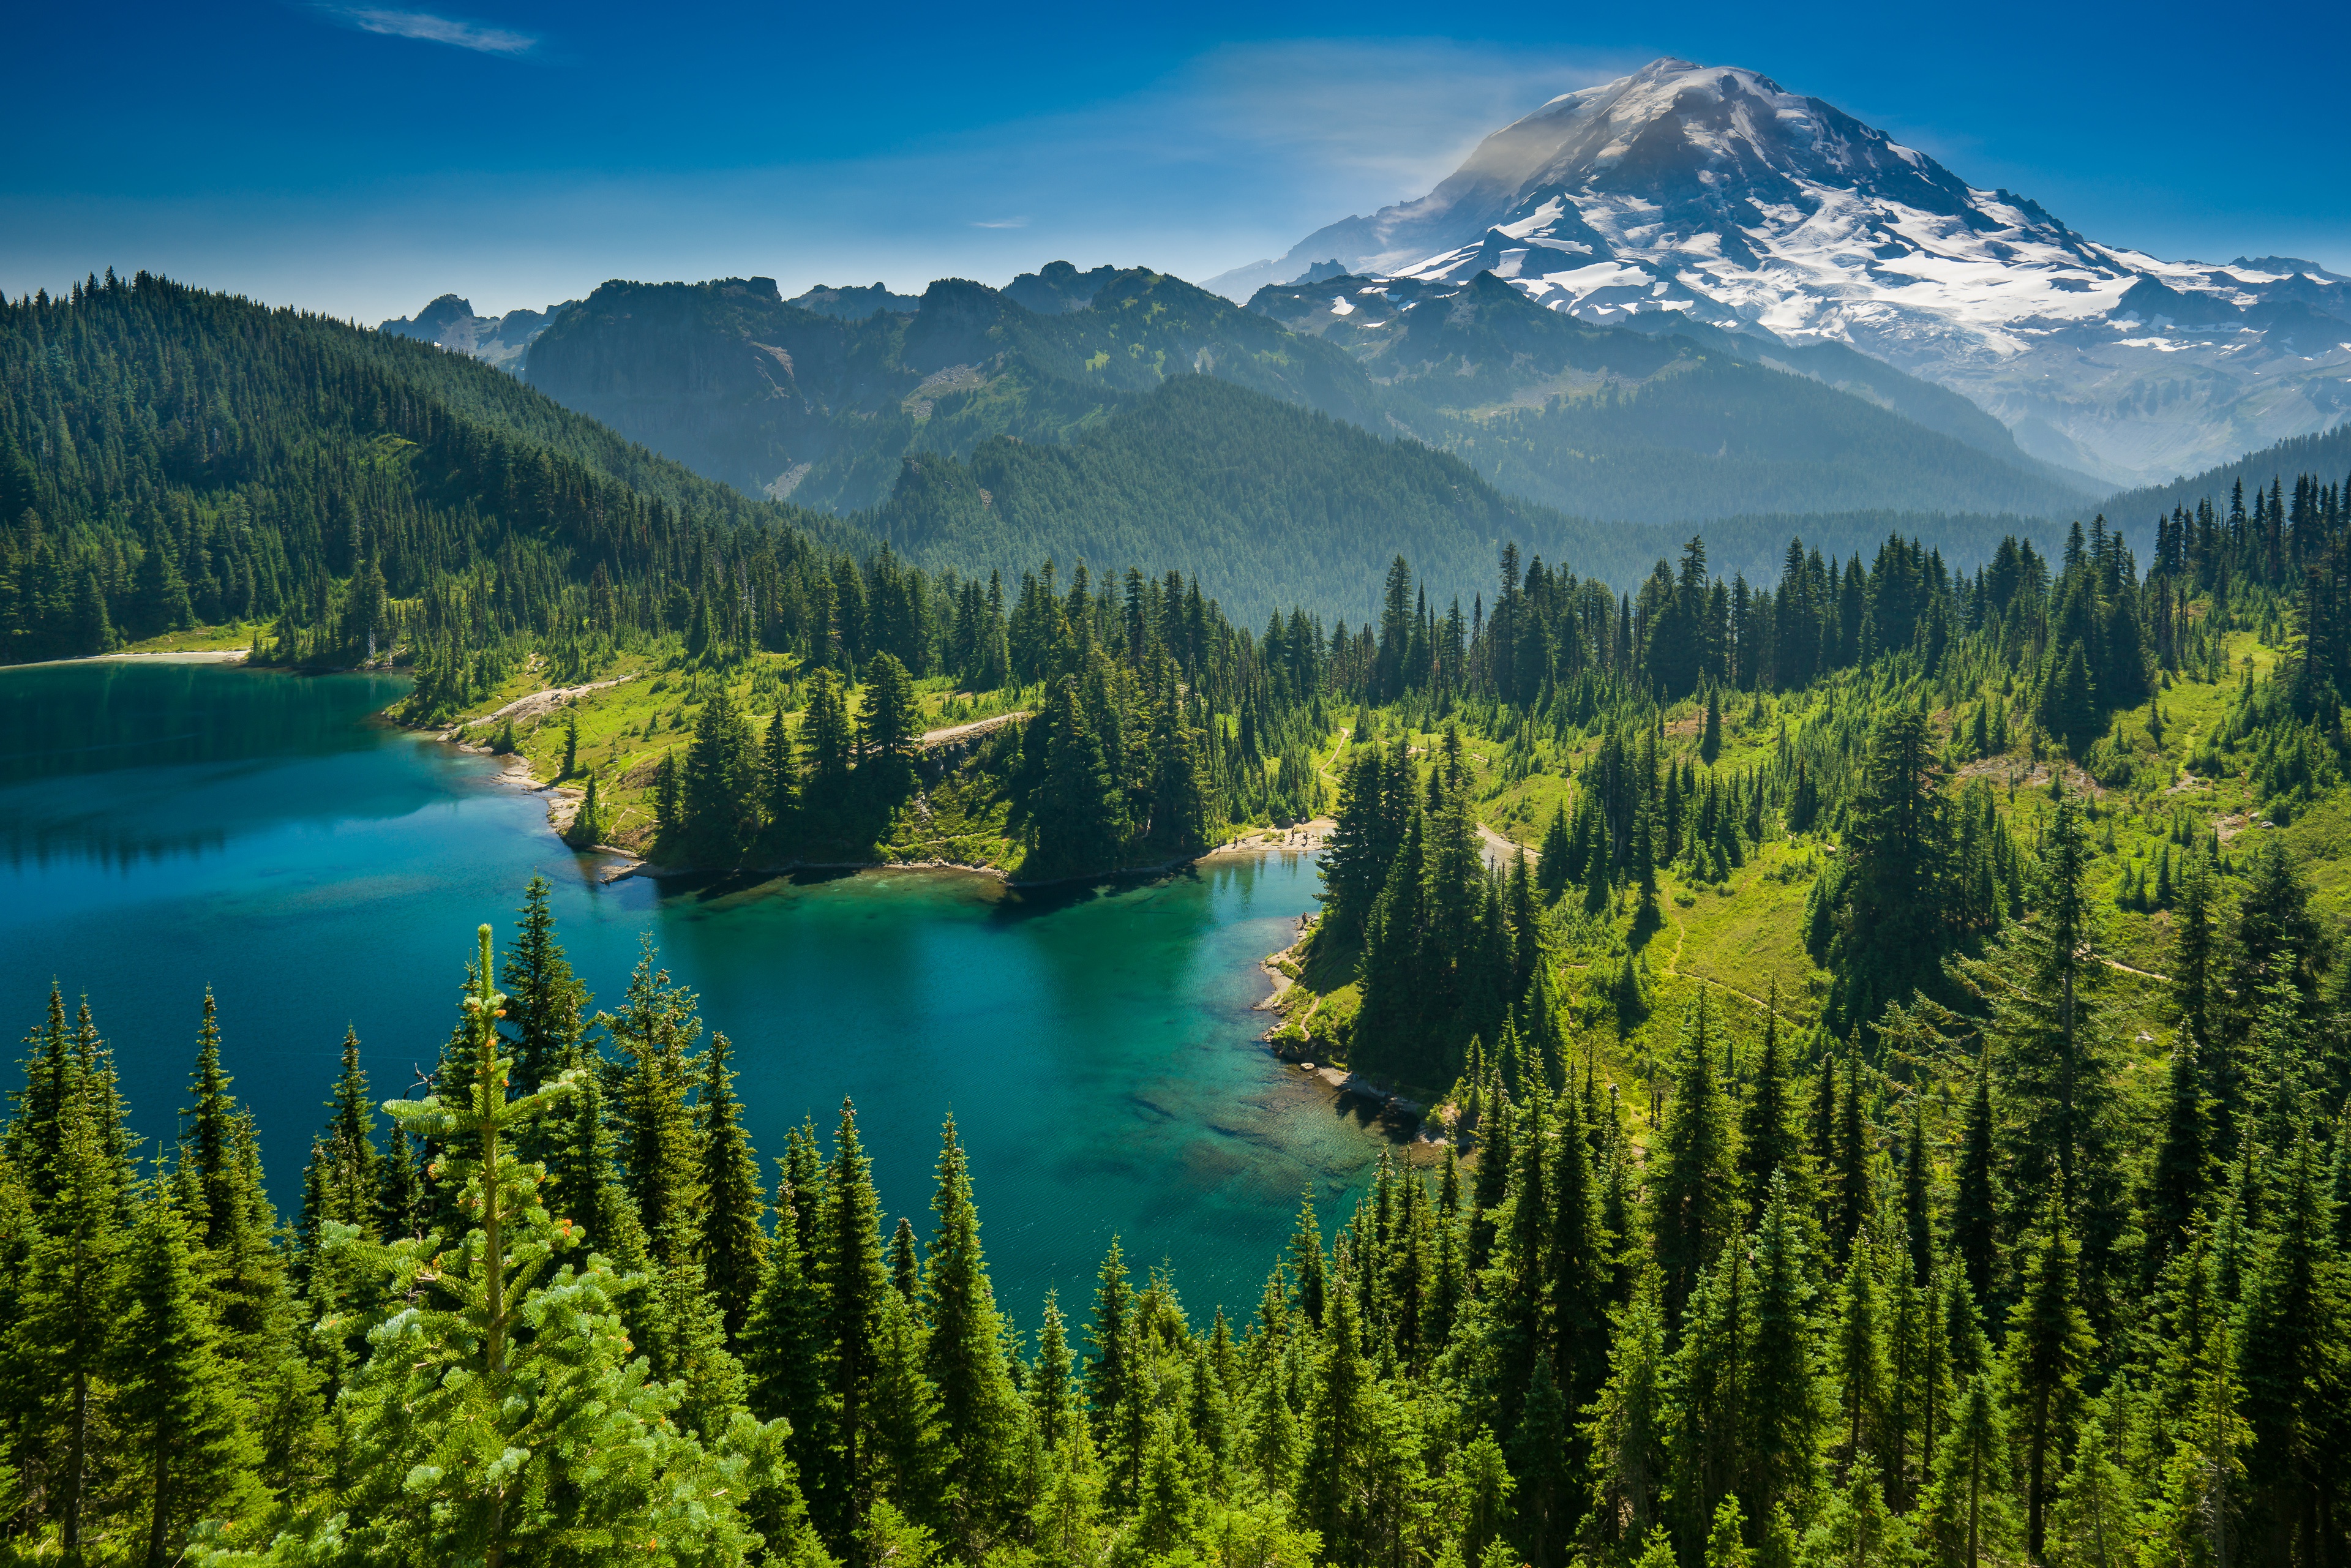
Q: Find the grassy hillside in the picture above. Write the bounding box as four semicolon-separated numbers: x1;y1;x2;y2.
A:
1269;622;2289;1108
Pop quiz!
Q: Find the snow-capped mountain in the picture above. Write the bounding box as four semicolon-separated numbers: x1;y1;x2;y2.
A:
1209;58;2351;489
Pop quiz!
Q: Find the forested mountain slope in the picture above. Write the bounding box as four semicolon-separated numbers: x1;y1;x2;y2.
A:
0;271;862;677
865;376;1626;620
2101;423;2351;553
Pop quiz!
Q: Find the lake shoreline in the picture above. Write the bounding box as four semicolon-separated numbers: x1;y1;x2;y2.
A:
37;650;1337;896
599;818;1337;891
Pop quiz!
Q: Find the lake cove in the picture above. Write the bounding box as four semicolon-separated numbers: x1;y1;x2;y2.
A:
0;658;1397;1316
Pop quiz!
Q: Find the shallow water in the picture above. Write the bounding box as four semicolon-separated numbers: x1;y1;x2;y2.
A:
0;659;1390;1319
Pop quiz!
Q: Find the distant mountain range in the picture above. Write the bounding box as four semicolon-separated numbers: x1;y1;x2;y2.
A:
379;256;2091;541
1209;57;2351;489
359;57;2345;600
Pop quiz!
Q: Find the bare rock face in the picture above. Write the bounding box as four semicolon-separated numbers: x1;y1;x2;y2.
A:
378;293;578;373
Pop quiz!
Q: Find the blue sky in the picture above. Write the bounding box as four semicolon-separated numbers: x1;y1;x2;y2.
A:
5;0;2345;323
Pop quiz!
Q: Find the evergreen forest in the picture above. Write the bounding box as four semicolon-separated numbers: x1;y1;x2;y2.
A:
5;271;2351;1568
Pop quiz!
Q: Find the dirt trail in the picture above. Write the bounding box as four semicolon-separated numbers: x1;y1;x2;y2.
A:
1478;823;1535;870
457;673;637;734
919;710;1030;750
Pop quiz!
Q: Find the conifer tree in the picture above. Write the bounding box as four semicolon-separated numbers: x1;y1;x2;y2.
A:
1704;1495;1749;1568
820;1097;890;1564
920;1117;1023;1542
260;926;793;1567
1509;1354;1577;1568
1550;1088;1614;1412
696;1032;768;1341
1900;1092;1933;1288
375;1120;424;1242
1744;1170;1824;1521
855;651;922;789
181;987;242;1248
1830;1238;1889;1488
1818;705;1953;1029
2172;846;2219;1055
1085;1238;1136;1462
1032;674;1125;877
867;1286;948;1528
1288;1194;1327;1330
565;771;612;849
1963;789;2123;1311
682;680;759;866
602;940;706;1262
784;1118;826;1262
2004;1200;2096;1560
2146;1235;2246;1568
888;1217;920;1302
15;1015;127;1558
1631;789;1660;925
1666;1229;1749;1559
746;1171;833;1539
655;748;681;837
118;1188;261;1566
539;1049;651;1273
1952;1053;1999;1313
2145;1039;2207;1281
2235;1133;2341;1566
1652;992;1740;1320
1921;1373;2011;1568
319;1026;379;1233
1030;1288;1081;1455
1831;1044;1873;1257
1300;1287;1374;1563
803;669;854;802
2044;1398;2134;1568
1738;986;1799;1209
763;705;799;843
1583;1264;1670;1552
639;1234;751;1444
1537;803;1573;904
500;874;586;1095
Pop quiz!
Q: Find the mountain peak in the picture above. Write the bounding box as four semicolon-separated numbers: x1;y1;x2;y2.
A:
1210;57;2350;486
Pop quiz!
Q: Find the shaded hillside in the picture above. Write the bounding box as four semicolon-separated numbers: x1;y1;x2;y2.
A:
2102;423;2351;552
866;375;1599;622
523;269;1382;512
1465;353;2087;521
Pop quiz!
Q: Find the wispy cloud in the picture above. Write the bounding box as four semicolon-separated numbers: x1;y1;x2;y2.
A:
1171;39;1633;189
970;216;1029;229
320;6;538;55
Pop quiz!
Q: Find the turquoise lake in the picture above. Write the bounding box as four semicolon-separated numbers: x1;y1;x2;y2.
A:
0;658;1395;1321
